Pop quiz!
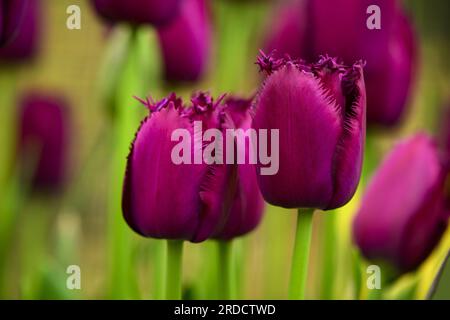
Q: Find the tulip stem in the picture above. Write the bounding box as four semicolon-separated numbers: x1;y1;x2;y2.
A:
218;240;236;300
165;240;184;300
289;208;314;300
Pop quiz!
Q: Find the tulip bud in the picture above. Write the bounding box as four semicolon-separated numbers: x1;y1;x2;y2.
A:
122;93;238;242
307;0;417;127
18;92;69;192
0;0;40;62
0;0;28;47
264;0;307;60
253;52;366;209
91;0;183;27
157;0;211;82
212;97;265;240
353;134;450;275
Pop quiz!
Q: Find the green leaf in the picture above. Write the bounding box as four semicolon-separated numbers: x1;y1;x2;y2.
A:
428;250;450;299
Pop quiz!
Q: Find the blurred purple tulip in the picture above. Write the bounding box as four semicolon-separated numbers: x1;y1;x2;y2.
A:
252;52;366;209
122;93;237;242
0;0;40;62
308;0;417;126
265;0;417;127
264;0;307;60
212;97;265;240
353;134;450;275
0;0;28;46
91;0;183;27
157;0;211;82
18;92;69;192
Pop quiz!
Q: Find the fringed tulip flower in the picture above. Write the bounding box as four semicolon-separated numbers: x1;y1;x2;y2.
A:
123;93;237;242
212;97;265;240
157;0;211;82
0;0;28;46
0;0;40;62
18;93;69;191
253;52;366;210
91;0;183;27
353;134;450;275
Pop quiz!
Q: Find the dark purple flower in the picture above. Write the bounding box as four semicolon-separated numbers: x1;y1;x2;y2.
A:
266;0;417;127
0;0;28;47
18;92;69;192
264;0;308;60
0;0;40;62
307;0;417;126
157;0;211;82
122;93;237;242
353;134;450;275
252;53;366;210
91;0;183;27
212;97;265;240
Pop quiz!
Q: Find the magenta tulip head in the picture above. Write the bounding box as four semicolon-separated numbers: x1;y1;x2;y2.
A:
0;0;40;62
0;0;29;46
306;0;417;127
123;93;231;242
212;97;265;240
91;0;183;26
18;92;69;192
157;0;211;82
353;134;450;275
252;52;366;210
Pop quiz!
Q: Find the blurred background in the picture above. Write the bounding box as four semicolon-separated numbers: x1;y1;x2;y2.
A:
0;0;449;299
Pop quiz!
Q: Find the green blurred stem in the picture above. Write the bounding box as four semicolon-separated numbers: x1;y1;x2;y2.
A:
153;240;166;300
106;26;140;299
289;209;314;300
321;213;336;299
218;240;236;300
165;240;184;300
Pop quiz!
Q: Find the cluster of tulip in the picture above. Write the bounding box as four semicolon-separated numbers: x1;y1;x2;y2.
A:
0;0;448;300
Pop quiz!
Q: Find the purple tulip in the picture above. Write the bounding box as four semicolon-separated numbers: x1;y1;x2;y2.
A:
212;97;265;240
264;0;307;60
0;0;40;62
252;52;366;209
307;0;417;126
265;0;417;127
91;0;183;27
157;0;211;82
18;92;69;191
353;134;450;275
122;93;238;242
0;0;28;47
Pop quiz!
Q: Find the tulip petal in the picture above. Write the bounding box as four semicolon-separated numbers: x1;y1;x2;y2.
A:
253;64;342;208
123;104;205;239
328;63;366;208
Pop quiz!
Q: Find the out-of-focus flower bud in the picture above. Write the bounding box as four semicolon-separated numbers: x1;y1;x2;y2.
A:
353;134;450;275
18;92;69;192
0;0;40;62
157;0;211;82
91;0;183;27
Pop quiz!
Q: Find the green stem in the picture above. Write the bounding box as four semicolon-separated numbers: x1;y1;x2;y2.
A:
321;213;336;299
289;208;314;300
165;240;184;300
218;240;236;300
